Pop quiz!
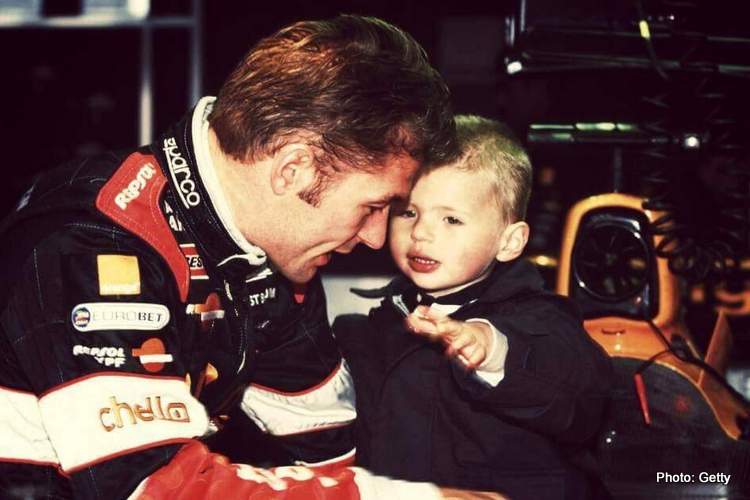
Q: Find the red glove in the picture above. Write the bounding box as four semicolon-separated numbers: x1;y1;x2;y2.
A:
137;441;360;500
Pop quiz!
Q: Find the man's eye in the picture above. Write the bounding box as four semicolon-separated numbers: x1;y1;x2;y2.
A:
444;216;463;225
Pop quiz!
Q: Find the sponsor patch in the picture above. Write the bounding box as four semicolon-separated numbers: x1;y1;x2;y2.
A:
132;338;174;373
73;344;127;367
163;200;184;232
97;255;141;296
186;292;224;333
71;302;170;332
179;243;208;280
163;137;201;208
248;287;277;307
38;374;209;472
114;163;156;210
186;292;222;316
99;394;190;432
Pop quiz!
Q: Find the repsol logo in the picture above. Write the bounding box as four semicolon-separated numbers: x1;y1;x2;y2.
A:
163;137;201;208
73;345;126;367
99;395;190;432
114;164;156;209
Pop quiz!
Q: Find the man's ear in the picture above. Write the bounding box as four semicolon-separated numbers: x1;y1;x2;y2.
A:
269;143;317;196
496;221;530;262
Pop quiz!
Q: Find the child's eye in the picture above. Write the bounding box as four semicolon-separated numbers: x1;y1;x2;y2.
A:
444;216;463;225
398;209;417;218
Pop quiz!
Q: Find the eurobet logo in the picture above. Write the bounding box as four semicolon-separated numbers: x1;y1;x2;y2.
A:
99;395;190;432
71;303;170;332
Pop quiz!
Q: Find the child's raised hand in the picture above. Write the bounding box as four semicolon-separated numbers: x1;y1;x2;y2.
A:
405;305;493;369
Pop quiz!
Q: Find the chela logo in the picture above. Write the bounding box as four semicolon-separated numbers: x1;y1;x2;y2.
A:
99;395;190;432
163;137;201;208
114;163;156;210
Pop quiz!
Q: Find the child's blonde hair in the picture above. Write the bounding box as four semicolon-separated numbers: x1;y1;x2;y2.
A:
424;115;532;225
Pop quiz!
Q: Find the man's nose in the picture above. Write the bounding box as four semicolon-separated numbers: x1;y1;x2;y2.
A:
357;207;389;250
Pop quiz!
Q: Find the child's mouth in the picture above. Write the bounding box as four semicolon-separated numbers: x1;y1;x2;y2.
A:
407;255;440;273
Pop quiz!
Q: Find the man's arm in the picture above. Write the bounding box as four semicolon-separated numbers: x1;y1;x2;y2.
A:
0;226;503;500
0;227;210;498
133;440;496;500
229;275;357;467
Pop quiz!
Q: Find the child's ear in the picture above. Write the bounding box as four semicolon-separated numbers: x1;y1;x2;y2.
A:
496;221;530;262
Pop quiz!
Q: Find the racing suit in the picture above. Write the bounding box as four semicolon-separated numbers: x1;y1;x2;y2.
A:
0;98;439;500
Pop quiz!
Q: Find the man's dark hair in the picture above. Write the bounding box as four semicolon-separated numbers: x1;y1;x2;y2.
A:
209;15;457;171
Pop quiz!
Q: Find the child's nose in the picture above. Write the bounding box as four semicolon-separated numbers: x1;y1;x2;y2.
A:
410;218;432;242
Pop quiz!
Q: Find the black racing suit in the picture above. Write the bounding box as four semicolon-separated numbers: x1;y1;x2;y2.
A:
0;106;358;499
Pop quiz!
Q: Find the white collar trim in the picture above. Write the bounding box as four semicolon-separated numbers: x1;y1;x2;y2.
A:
191;97;266;265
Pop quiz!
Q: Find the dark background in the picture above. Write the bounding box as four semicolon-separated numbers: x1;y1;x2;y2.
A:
1;0;749;365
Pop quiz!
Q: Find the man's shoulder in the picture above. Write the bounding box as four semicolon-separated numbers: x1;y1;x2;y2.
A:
0;149;180;300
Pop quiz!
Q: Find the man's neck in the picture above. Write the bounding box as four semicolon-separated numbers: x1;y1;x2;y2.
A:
206;128;270;253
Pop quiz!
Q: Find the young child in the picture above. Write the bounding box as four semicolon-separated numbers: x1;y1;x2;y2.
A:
334;115;612;500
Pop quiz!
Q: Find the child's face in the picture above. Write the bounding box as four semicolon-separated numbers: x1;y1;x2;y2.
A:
389;167;504;295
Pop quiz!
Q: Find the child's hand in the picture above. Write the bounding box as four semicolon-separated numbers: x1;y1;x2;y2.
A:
405;305;493;369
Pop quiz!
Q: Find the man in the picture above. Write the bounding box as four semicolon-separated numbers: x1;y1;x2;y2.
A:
0;14;497;500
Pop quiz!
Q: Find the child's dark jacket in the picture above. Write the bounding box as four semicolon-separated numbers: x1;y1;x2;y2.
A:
333;259;613;500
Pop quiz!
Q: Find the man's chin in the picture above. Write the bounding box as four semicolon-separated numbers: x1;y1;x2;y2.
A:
278;256;331;285
285;266;318;286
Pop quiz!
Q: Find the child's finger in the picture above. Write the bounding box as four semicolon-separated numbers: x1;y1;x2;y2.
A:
405;313;439;338
435;317;465;339
418;306;448;322
463;345;487;369
447;332;475;352
455;352;471;367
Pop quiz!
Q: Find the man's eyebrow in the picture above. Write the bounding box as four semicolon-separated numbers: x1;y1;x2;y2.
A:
369;194;401;205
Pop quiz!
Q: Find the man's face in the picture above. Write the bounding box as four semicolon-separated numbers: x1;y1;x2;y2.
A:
273;154;419;284
389;167;504;295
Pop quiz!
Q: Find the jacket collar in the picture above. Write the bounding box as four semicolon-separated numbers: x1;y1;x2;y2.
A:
152;98;269;283
358;259;546;315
